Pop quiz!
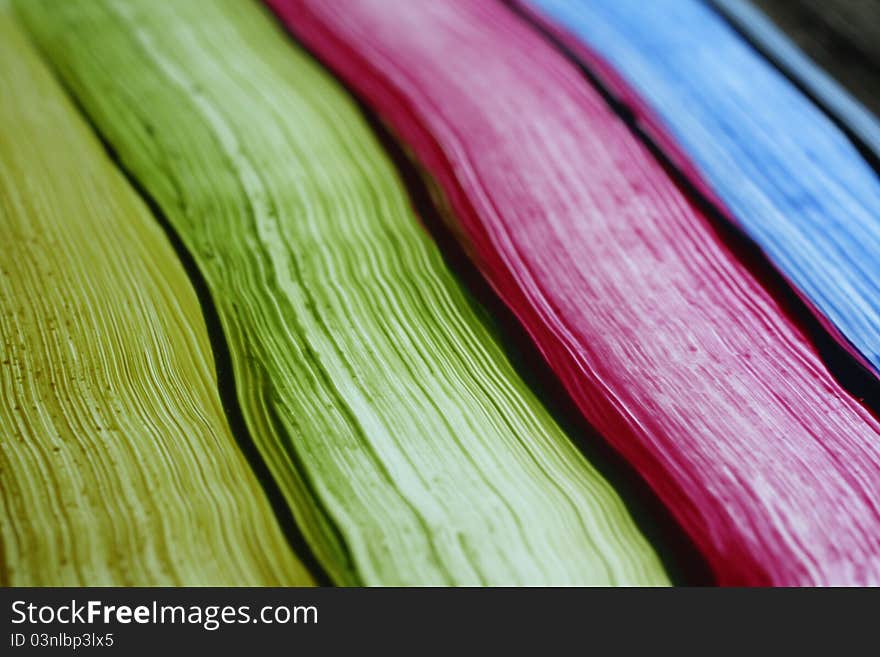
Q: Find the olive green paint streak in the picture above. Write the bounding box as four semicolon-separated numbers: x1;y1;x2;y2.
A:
19;0;669;585
0;3;312;585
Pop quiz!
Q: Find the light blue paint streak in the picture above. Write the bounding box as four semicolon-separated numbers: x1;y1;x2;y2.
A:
712;0;880;158
528;0;880;370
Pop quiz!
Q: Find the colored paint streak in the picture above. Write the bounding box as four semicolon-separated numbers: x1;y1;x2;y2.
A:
19;0;669;585
0;4;310;585
709;0;880;168
740;0;880;119
272;0;880;585
526;0;880;385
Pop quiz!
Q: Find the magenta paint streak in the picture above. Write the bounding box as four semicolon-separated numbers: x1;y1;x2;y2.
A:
268;0;880;585
513;0;876;376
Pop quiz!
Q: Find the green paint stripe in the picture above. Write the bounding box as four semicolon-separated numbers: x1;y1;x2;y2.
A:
0;2;311;586
18;0;669;585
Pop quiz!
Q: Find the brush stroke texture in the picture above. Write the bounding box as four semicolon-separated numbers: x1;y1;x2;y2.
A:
0;4;310;586
527;0;880;380
710;0;880;162
743;0;880;120
18;0;669;586
272;0;880;585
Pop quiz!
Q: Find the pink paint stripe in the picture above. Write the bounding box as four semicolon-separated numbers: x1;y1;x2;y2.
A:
268;0;880;585
513;0;876;377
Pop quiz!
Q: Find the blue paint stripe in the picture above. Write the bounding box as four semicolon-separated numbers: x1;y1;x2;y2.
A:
710;0;880;159
527;0;880;371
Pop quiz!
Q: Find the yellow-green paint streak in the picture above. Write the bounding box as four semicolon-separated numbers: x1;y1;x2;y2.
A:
0;3;311;586
18;0;669;585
